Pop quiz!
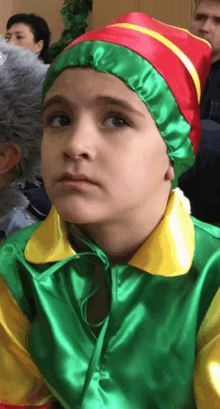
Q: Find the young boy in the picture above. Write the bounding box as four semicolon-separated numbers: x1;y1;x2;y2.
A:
0;11;220;409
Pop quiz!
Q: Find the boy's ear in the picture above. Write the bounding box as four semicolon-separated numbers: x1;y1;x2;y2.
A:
0;143;22;175
165;163;175;181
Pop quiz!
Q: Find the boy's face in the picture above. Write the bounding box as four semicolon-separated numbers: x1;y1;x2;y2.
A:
42;68;173;225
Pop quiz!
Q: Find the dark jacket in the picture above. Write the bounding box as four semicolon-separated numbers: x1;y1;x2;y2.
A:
26;186;52;220
179;119;220;223
201;59;220;124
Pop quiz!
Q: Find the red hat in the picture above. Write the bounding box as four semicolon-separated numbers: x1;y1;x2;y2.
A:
43;12;212;187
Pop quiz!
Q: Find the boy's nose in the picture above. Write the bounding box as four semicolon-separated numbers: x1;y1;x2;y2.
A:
63;121;97;161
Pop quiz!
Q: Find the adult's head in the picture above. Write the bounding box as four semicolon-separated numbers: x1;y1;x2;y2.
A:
5;13;51;64
0;37;48;218
191;0;220;62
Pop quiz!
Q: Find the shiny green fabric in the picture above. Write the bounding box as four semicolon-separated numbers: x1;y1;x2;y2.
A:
1;219;220;408
42;42;194;188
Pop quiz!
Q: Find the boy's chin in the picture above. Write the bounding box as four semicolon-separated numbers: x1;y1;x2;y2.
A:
58;211;95;225
54;201;103;225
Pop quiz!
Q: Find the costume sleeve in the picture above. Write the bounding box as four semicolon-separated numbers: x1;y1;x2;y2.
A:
194;287;220;407
0;275;54;407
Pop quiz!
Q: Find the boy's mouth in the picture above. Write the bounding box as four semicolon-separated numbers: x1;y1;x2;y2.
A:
58;172;98;185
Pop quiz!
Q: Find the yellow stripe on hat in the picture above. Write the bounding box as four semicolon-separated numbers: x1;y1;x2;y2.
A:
152;17;212;48
107;23;201;102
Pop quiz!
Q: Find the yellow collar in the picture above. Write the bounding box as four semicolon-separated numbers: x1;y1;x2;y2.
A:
24;190;194;277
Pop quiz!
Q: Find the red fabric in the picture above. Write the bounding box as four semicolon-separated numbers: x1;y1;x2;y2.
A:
65;12;211;92
63;12;212;156
107;13;211;91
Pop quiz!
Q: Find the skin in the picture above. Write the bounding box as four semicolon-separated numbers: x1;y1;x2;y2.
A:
0;143;22;189
190;1;220;62
42;68;174;264
5;23;43;54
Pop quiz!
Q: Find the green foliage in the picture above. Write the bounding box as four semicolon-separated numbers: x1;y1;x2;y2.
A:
48;0;92;58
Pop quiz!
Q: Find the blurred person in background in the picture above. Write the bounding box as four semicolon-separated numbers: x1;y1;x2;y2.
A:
5;13;52;64
179;119;220;225
179;0;220;225
0;37;50;242
190;0;220;123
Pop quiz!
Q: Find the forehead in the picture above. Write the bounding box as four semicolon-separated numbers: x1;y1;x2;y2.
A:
44;67;146;110
7;22;32;34
196;1;220;16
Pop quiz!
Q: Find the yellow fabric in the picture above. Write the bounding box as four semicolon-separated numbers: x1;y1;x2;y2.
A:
194;288;220;407
152;17;212;48
107;22;201;102
0;276;53;405
25;205;76;263
25;191;194;278
128;190;194;276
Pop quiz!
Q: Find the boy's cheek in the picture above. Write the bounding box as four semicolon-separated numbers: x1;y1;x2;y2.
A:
41;139;54;162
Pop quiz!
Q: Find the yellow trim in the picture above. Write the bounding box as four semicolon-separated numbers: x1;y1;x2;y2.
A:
25;191;194;277
107;22;201;102
197;288;220;352
24;205;76;263
0;276;53;404
194;287;220;407
128;190;194;276
151;17;212;48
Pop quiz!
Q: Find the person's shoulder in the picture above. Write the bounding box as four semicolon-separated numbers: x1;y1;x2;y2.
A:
192;216;220;240
4;207;40;236
191;217;220;287
192;217;220;265
0;220;42;257
0;221;44;322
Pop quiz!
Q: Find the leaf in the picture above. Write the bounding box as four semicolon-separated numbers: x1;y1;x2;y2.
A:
64;0;76;4
48;0;92;58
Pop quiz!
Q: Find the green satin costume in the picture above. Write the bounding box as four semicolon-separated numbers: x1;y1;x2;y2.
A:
1;191;220;408
0;12;216;409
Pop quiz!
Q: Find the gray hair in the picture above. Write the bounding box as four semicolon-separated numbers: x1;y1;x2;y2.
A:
0;37;48;186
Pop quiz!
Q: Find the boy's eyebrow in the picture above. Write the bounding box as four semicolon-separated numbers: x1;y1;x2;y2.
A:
42;95;65;113
94;95;145;117
42;95;146;117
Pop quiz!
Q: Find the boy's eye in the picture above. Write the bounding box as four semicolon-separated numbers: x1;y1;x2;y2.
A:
48;114;71;128
105;115;128;128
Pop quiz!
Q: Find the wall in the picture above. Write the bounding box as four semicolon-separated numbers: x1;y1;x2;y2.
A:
0;0;195;46
0;0;21;38
92;0;138;30
92;0;195;30
139;0;193;30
